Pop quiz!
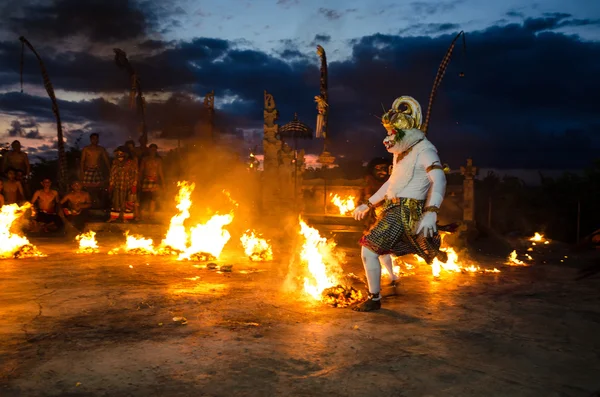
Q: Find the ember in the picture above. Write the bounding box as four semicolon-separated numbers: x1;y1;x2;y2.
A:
329;193;356;215
75;231;99;253
0;203;44;259
240;230;273;261
188;252;217;262
321;285;364;308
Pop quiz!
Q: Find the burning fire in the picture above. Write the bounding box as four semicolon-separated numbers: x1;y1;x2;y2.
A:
106;182;235;261
330;194;356;215
109;232;156;255
161;181;194;252
240;230;273;261
507;250;527;266
178;213;233;261
298;218;362;307
529;232;549;245
75;231;99;253
413;232;500;277
0;203;44;259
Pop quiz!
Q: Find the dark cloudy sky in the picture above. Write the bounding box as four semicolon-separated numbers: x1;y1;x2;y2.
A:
0;0;599;168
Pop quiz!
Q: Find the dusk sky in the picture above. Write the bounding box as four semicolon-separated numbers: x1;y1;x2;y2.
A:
0;0;599;168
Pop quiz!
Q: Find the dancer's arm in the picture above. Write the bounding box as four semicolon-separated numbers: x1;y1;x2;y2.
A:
416;150;446;237
367;180;390;206
421;150;446;210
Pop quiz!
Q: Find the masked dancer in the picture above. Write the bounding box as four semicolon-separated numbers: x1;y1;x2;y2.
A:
352;96;448;312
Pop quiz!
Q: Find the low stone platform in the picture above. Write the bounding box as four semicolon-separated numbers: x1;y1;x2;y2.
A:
84;221;167;238
303;213;363;234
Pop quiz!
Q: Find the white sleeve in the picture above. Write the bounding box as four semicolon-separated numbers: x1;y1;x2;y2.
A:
419;149;446;208
367;180;390;206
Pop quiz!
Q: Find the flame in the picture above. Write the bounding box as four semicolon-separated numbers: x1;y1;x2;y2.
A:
507;250;527;266
530;232;544;242
240;230;273;261
178;213;233;261
329;193;356;215
109;232;157;255
75;231;99;253
298;217;363;306
412;232;500;276
105;182;235;261
161;181;193;252
0;203;44;258
299;218;342;299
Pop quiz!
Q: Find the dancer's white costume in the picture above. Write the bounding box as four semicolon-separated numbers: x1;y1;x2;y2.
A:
352;96;448;312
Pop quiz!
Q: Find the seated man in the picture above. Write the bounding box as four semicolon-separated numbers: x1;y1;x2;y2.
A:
60;181;92;231
31;178;62;232
3;168;25;205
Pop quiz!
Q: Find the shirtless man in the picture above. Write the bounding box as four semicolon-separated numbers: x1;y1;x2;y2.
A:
2;140;31;178
31;178;62;232
80;133;110;208
3;169;25;205
139;143;164;220
61;181;92;231
80;133;110;188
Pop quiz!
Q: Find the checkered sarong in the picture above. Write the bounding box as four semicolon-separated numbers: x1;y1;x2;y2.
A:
360;197;445;264
141;177;159;192
83;167;103;186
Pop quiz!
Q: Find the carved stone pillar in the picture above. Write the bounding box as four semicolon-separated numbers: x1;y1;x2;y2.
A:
460;158;478;226
262;91;282;213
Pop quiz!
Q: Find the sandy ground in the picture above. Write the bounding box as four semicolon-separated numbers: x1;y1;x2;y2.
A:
1;233;600;397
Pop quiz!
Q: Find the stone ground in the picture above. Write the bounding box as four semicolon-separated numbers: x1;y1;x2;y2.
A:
1;233;600;397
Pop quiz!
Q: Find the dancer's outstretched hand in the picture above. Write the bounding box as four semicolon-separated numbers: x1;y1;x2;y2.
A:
353;204;370;221
416;212;437;237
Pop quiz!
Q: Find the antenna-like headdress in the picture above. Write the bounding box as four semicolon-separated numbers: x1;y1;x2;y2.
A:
421;31;466;134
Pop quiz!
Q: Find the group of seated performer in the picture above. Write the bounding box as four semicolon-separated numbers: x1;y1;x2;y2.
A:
28;179;92;233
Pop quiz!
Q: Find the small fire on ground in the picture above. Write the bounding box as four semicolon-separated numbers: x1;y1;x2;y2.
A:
240;230;273;261
505;232;549;266
298;217;363;307
107;181;234;261
330;194;356;215
0;203;44;259
76;231;99;253
507;250;528;266
529;232;549;244
412;232;500;277
108;232;156;255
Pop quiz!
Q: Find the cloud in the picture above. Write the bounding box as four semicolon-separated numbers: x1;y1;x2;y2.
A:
5;117;43;139
5;0;158;43
506;10;525;18
311;34;332;46
399;23;461;35
0;15;599;168
409;0;464;16
318;8;342;21
276;0;299;8
523;13;600;32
